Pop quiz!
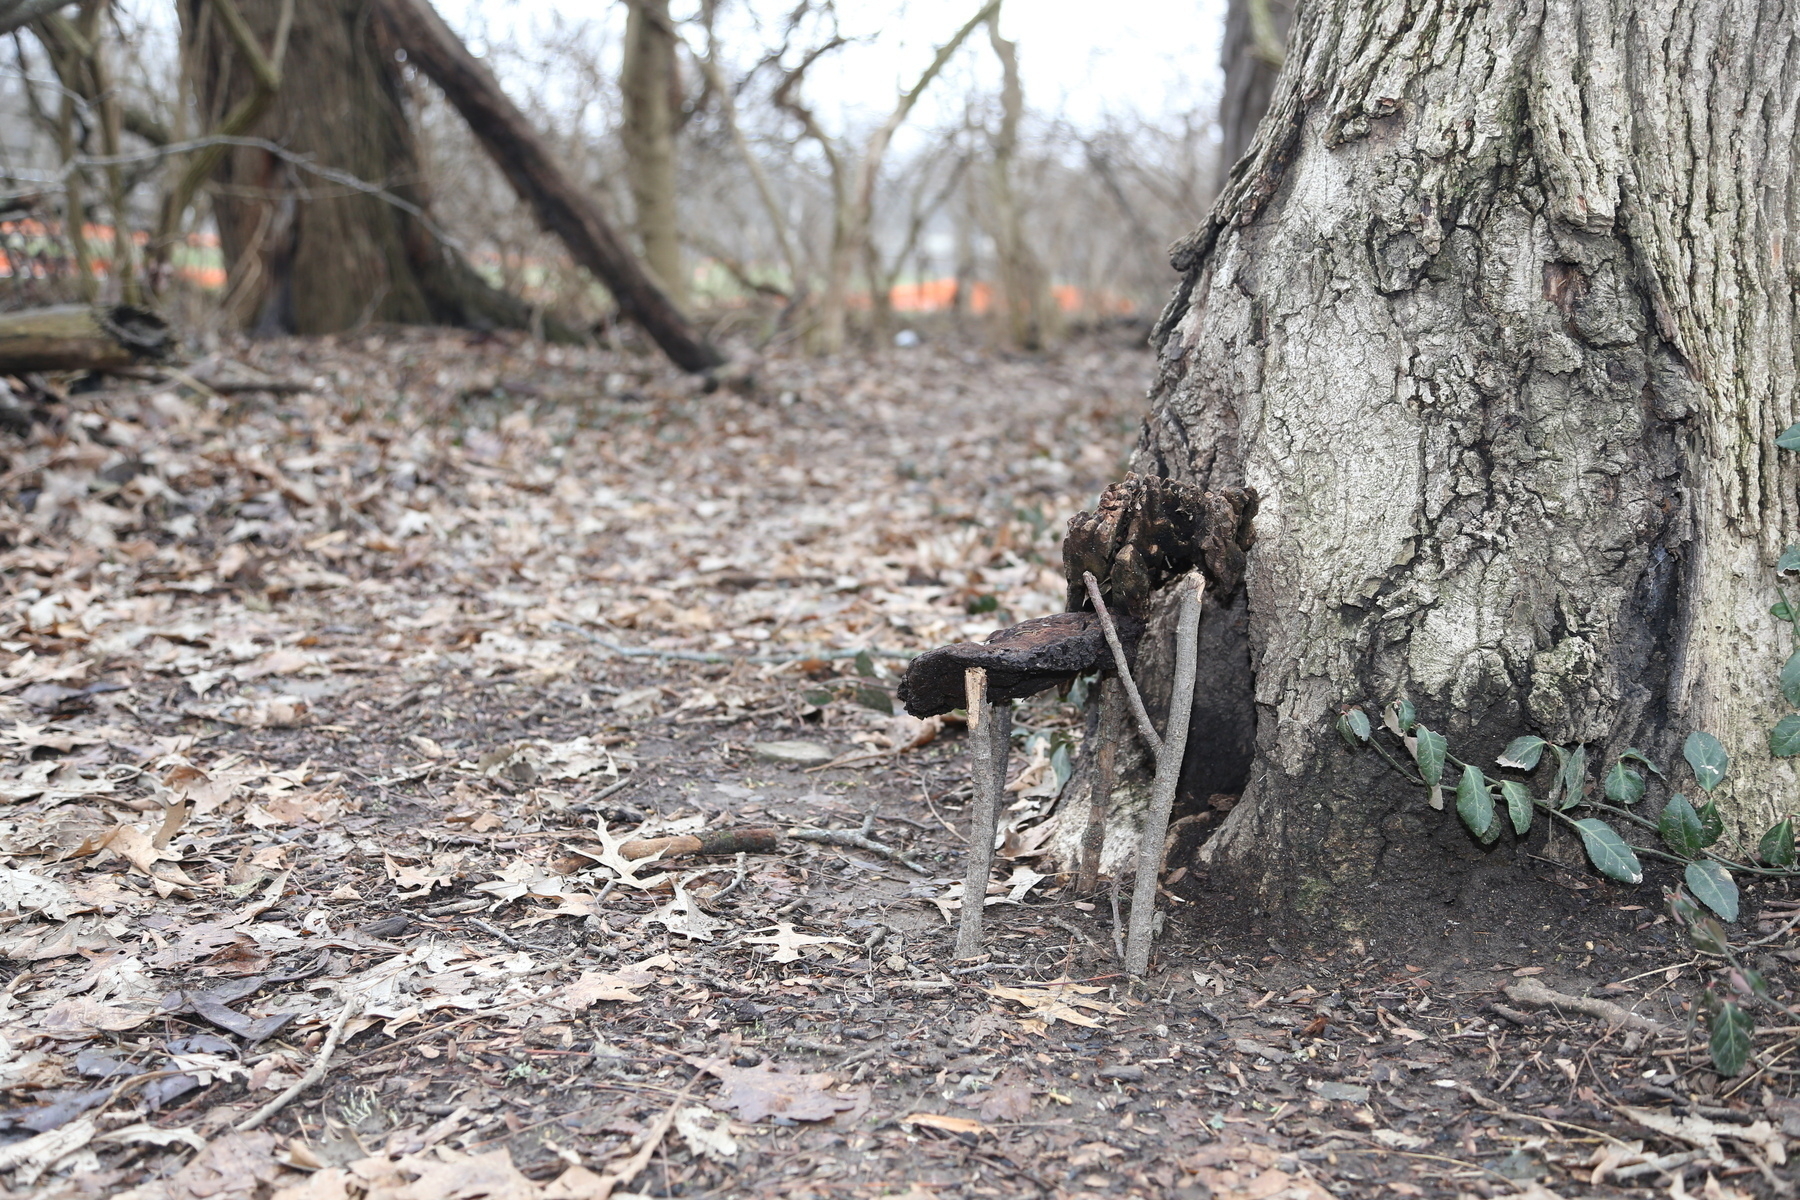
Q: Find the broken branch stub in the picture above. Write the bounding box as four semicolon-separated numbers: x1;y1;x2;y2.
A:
896;610;1138;718
1063;473;1258;616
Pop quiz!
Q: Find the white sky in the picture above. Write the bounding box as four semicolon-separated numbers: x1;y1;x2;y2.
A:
442;0;1229;138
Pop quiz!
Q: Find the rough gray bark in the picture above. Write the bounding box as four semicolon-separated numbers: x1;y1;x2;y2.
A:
1128;0;1799;929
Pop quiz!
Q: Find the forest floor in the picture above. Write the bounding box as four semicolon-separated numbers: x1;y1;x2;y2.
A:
0;326;1797;1199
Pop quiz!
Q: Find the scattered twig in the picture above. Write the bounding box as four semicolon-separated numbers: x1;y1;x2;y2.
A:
237;996;360;1131
711;852;750;902
956;667;1010;958
918;770;967;843
468;917;523;947
1125;572;1204;977
1504;978;1667;1034
1109;873;1126;963
593;1082;692;1197
1082;570;1160;753
789;814;928;874
588;777;637;805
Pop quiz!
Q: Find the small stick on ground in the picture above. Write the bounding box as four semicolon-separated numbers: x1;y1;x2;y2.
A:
1083;570;1161;753
1505;978;1667;1034
1124;572;1205;977
789;814;928;874
237;996;360;1131
956;667;1010;959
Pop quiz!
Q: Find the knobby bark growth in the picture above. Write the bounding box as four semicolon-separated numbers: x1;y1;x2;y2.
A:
182;0;543;337
1110;0;1799;932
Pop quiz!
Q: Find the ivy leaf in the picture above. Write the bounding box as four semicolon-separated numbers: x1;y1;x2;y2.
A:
1337;708;1372;747
1710;1003;1754;1077
1603;761;1646;805
1771;715;1800;757
1620;749;1664;779
1690;916;1732;955
1781;654;1800;708
1782;546;1800;574
853;650;877;678
1683;731;1729;792
1775;601;1796;622
1698;800;1726;848
1660;793;1706;856
1412;726;1446;787
1558;744;1589;809
853;685;893;715
1384;699;1417;738
1685;861;1739;922
1573;818;1643;884
802;689;834;707
1456;766;1495;840
1545;744;1570;808
1760;818;1796;868
1500;780;1533;836
1779;422;1800;451
1497;735;1547;771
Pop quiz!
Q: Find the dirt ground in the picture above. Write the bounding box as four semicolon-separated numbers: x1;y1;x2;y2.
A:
1;327;1798;1199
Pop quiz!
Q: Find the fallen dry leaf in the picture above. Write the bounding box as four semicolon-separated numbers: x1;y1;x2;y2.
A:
902;1112;986;1135
742;920;854;963
689;1056;864;1123
989;981;1122;1029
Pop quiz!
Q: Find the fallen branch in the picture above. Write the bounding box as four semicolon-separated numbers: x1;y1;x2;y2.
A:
956;667;1011;958
236;996;359;1131
789;814;928;875
618;827;781;862
1082;570;1160;753
1504;978;1667;1034
0;304;171;373
1124;572;1205;977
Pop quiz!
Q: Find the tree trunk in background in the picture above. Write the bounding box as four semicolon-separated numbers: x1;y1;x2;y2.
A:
621;0;685;307
182;0;543;336
985;17;1054;350
1216;0;1290;175
1112;0;1798;942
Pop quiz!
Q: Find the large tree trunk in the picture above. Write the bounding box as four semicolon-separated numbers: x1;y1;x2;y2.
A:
620;0;685;307
1122;0;1798;934
182;0;544;337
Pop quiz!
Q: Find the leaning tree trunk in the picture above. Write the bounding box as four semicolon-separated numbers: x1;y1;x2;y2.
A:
1118;0;1798;932
182;0;544;336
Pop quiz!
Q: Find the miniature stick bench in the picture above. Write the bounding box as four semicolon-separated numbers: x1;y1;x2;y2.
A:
896;474;1257;975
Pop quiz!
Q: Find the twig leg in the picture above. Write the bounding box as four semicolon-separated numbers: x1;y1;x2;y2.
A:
1076;675;1122;898
1124;573;1206;977
956;670;1008;959
1083;571;1162;753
